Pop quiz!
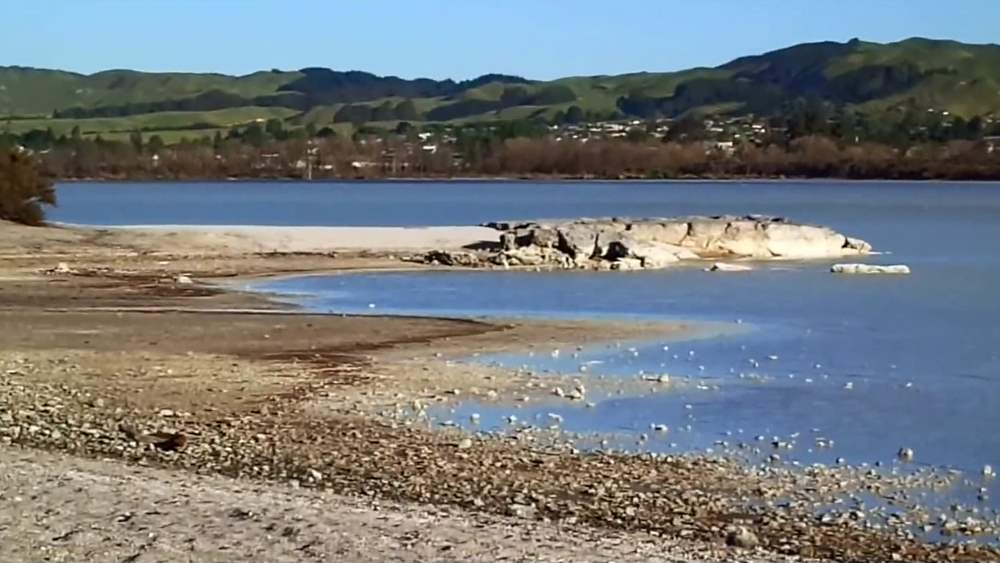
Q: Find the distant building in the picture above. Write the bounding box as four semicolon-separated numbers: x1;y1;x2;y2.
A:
714;141;736;155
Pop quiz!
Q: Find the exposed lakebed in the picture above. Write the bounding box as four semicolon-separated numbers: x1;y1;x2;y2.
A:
58;179;1000;540
252;259;1000;540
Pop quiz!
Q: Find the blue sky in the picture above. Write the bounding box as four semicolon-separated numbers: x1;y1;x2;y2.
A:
6;1;999;79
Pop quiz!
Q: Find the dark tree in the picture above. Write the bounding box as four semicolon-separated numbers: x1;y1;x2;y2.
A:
0;151;56;226
265;118;285;140
564;105;585;124
129;130;144;153
665;114;706;142
371;101;396;122
394;100;419;121
147;135;165;154
242;123;266;147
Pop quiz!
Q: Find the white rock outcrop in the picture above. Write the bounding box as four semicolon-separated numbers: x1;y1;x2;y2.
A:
425;216;872;271
706;262;753;273
831;263;910;275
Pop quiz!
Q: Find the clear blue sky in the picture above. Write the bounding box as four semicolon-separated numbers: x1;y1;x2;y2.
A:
6;1;999;79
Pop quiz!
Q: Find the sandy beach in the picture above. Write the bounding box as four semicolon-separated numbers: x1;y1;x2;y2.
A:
107;224;499;253
1;220;996;562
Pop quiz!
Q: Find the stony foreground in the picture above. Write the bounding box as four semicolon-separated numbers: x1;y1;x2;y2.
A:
0;220;996;563
3;446;790;563
423;216;872;270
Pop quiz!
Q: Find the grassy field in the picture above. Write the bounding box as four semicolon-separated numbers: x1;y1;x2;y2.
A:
4;107;299;136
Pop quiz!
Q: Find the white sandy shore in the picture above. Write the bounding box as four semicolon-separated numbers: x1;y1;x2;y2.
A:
76;224;498;254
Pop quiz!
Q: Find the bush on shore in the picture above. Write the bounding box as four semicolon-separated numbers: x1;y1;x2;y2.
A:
0;151;56;226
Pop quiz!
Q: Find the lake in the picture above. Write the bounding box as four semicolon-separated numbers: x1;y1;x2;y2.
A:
56;180;1000;510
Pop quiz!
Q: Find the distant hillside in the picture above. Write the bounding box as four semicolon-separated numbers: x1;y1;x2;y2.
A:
613;38;1000;119
2;37;999;138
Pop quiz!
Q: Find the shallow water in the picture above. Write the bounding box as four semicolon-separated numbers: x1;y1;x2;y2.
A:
258;266;1000;475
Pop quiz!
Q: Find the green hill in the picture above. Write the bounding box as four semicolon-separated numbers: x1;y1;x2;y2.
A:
2;37;999;138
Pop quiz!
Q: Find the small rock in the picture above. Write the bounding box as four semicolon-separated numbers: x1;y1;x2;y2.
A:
707;262;753;273
725;526;759;548
508;503;537;519
832;263;911;275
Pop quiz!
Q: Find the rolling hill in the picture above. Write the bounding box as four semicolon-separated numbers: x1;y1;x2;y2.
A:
2;37;999;139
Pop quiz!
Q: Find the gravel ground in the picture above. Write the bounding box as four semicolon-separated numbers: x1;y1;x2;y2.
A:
2;221;998;562
0;446;793;563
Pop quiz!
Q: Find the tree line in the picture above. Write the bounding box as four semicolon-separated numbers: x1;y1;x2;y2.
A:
3;109;1000;181
3;134;997;182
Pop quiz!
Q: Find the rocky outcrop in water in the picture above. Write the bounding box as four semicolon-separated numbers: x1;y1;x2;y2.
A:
832;263;910;275
423;216;872;271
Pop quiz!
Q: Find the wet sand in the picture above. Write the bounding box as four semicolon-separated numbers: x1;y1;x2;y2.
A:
1;220;996;562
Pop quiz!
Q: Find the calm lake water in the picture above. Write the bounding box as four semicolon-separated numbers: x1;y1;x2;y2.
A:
57;180;1000;508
